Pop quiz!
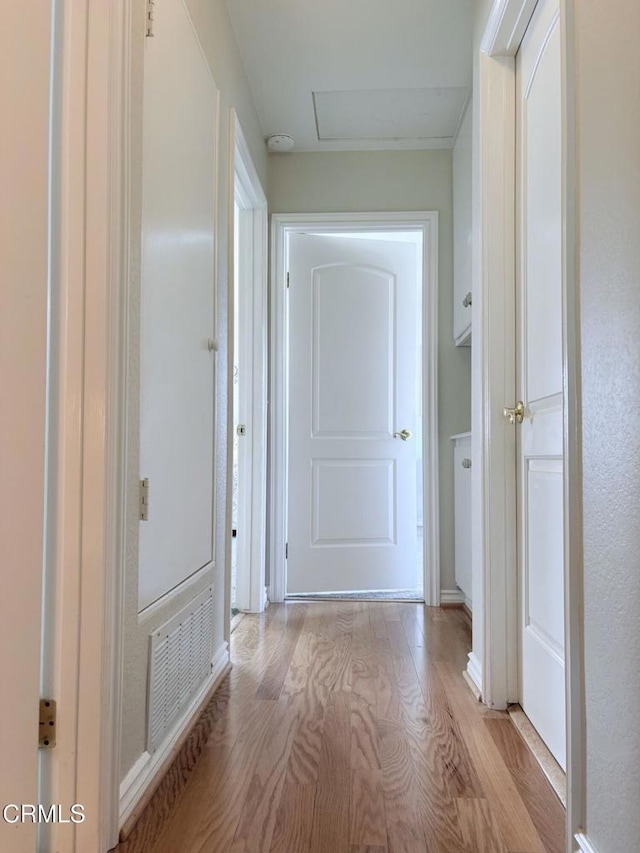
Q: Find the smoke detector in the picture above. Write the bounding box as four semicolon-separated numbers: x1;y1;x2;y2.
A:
266;133;295;153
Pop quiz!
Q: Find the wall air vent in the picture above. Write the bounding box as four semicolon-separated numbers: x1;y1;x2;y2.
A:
147;586;214;754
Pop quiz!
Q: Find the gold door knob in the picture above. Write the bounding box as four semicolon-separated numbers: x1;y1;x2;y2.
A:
503;401;525;425
393;428;412;441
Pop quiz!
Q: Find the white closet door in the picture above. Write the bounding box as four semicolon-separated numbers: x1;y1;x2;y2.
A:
139;0;218;610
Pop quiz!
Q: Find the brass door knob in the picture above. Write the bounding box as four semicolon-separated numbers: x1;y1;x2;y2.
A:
503;401;525;425
393;429;412;441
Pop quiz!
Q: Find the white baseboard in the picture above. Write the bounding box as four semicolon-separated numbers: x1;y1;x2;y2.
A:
261;585;269;610
119;641;230;827
440;588;466;605
575;833;599;853
466;651;482;695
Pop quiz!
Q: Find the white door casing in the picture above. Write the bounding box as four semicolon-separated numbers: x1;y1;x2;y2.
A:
138;0;219;611
287;234;419;595
0;5;52;850
229;111;268;614
270;213;439;606
516;0;566;769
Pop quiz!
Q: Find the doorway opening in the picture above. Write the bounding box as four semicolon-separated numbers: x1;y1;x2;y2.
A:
270;213;440;606
229;112;268;619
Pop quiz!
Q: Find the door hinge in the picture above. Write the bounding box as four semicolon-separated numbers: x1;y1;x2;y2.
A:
140;478;150;521
285;543;288;559
286;272;290;289
146;0;156;37
39;699;57;749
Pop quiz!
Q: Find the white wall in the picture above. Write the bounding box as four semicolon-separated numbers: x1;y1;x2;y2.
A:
268;150;472;596
120;0;267;780
576;1;640;849
452;99;473;343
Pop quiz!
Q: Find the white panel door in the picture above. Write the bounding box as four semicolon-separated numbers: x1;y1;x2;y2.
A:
516;0;566;769
139;0;218;610
287;235;418;594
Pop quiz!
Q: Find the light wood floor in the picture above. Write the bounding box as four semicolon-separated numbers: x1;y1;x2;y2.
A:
116;602;565;853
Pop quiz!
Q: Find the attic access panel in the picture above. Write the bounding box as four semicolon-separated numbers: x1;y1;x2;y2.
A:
313;86;470;142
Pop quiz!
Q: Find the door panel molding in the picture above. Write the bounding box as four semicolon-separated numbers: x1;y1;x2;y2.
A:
476;0;584;848
270;212;439;605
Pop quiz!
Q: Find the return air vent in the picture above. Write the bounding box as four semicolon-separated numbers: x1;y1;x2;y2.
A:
147;586;214;754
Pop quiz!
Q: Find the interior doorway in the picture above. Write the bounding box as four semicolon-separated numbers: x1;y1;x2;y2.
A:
476;0;583;845
229;112;268;616
270;213;440;605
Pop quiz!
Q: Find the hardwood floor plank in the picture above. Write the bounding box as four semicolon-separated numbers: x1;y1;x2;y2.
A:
284;693;327;787
270;782;317;853
405;647;484;800
485;718;565;853
350;692;381;770
151;702;278;853
455;797;509;853
436;662;546;853
350;768;387;847
230;699;300;852
309;691;351;853
377;718;428;853
256;606;307;699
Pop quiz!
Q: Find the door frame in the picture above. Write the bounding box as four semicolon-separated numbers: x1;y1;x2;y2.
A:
37;1;131;850
473;0;585;848
227;111;269;615
270;211;440;605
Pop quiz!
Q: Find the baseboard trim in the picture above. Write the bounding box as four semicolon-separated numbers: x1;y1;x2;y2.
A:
119;641;230;838
575;833;599;853
440;588;466;606
462;669;482;702
466;651;482;697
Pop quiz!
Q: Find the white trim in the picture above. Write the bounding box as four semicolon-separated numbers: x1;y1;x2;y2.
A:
440;589;466;605
137;564;215;625
476;1;586;850
229;110;269;615
574;834;599;853
561;3;586;849
466;652;483;696
118;752;151;821
119;642;230;827
270;212;440;606
481;0;538;55
41;3;131;851
475;48;518;711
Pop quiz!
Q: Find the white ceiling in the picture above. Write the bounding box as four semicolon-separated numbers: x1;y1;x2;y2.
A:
226;0;474;152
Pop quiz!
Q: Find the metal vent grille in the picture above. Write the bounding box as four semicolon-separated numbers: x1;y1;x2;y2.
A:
147;586;214;754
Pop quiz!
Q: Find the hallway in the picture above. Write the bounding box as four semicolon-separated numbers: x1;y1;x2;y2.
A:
116;602;564;852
